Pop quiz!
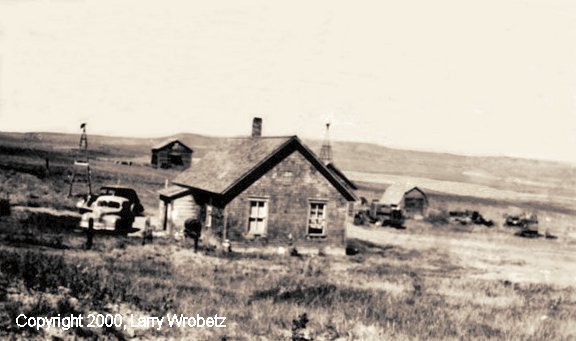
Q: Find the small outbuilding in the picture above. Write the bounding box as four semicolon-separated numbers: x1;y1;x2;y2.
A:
379;184;428;219
151;140;193;169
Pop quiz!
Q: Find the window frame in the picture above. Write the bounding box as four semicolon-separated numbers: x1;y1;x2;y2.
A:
247;197;269;237
307;199;328;237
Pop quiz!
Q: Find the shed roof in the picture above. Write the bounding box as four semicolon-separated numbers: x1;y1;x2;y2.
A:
158;185;193;201
151;139;193;152
379;184;426;206
172;136;357;202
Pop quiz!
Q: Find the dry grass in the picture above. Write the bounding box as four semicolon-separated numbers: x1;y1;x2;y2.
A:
0;145;173;215
1;213;576;340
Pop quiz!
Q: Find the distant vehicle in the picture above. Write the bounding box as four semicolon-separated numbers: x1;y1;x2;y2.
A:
369;202;405;228
449;210;494;227
505;215;522;227
505;212;540;239
77;186;144;216
505;213;538;229
79;195;135;231
515;228;540;238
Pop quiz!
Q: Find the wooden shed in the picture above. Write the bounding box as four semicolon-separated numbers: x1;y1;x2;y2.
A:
379;184;428;219
158;131;357;246
151;140;193;169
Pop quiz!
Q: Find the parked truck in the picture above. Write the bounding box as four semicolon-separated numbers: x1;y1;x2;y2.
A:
369;201;405;228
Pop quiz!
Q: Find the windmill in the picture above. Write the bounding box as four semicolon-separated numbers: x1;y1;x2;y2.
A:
68;123;92;197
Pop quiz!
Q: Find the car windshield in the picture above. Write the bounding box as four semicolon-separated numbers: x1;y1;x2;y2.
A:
97;201;121;208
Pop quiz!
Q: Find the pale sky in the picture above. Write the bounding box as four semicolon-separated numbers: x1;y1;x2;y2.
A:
1;0;575;163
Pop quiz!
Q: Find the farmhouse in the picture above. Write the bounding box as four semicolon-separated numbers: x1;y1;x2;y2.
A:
158;120;357;245
379;184;428;219
151;140;193;169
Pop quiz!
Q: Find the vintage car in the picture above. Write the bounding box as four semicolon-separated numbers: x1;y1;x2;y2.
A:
99;186;144;216
77;186;144;216
79;195;135;231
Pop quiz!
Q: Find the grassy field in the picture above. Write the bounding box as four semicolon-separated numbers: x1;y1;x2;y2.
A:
0;212;575;340
1;131;576;339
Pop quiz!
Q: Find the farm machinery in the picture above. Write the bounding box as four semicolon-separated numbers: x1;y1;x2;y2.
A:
448;210;494;227
366;202;405;228
504;212;540;238
504;212;538;229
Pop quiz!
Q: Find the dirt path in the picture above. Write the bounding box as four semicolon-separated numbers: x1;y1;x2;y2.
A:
347;224;576;288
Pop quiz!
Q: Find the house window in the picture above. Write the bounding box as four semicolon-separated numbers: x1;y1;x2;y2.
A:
248;200;268;236
308;201;327;236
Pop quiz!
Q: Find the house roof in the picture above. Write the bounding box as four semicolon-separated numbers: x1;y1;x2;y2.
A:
151;139;193;152
379;184;426;206
326;162;358;190
172;136;357;203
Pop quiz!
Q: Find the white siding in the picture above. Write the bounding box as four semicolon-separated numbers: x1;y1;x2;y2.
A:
159;195;200;232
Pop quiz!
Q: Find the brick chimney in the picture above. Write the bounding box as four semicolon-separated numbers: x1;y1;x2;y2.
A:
252;117;262;137
319;123;333;164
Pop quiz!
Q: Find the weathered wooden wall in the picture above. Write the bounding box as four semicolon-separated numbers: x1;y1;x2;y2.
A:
151;142;192;169
159;195;200;232
402;189;428;218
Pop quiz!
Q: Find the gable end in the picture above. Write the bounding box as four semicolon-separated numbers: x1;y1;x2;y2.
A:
221;137;357;204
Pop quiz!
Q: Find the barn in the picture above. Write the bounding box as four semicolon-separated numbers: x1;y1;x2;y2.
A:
158;120;357;245
151;140;193;169
379;184;428;219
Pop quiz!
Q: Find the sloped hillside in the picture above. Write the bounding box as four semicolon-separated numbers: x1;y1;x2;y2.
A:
2;131;574;209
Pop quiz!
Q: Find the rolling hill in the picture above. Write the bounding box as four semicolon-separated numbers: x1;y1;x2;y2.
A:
1;130;574;211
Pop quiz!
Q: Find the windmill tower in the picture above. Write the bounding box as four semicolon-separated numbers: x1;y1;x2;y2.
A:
319;123;333;165
68;123;92;197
